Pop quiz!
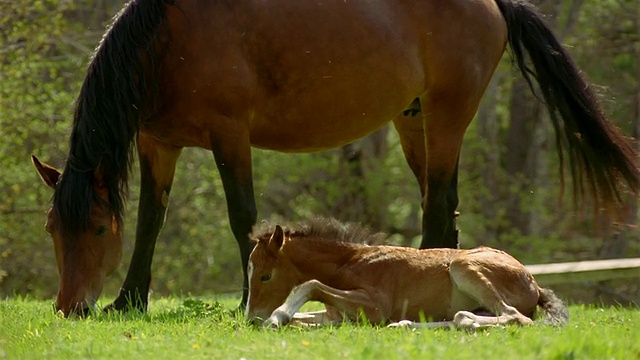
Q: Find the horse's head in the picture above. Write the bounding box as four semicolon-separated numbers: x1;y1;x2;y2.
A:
32;155;122;317
246;225;299;324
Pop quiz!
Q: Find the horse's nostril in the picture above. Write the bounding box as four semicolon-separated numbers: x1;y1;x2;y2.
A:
58;303;92;318
53;303;70;318
72;303;95;318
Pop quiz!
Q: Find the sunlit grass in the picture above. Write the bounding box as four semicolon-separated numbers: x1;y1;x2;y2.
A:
1;297;639;359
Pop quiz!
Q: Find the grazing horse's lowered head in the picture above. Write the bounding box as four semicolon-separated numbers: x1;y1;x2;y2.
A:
32;156;123;317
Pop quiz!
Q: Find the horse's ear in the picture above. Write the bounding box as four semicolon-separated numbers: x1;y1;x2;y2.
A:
32;155;60;189
268;225;285;254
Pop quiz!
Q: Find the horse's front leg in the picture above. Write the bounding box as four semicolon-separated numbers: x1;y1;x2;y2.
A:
263;280;384;328
210;122;256;309
105;132;182;312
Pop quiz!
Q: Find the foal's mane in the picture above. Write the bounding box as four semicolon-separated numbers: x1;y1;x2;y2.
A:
54;0;175;237
251;217;389;245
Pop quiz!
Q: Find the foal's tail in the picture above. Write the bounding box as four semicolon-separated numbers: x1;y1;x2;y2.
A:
537;287;569;326
494;0;640;208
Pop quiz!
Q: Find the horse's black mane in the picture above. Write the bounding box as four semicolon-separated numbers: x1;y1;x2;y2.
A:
251;217;389;245
54;0;174;237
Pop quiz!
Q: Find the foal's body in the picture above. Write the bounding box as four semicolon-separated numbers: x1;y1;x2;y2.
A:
247;219;567;328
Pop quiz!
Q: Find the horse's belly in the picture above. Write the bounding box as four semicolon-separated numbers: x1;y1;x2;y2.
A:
242;2;425;151
248;60;420;152
249;111;396;152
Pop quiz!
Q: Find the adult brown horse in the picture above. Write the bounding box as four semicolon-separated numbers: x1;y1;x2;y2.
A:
246;218;569;329
33;0;638;317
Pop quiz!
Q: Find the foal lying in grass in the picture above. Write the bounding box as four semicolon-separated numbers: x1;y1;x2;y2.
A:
245;218;568;329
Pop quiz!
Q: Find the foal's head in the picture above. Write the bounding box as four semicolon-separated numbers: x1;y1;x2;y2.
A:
246;225;300;323
245;218;388;323
32;156;123;317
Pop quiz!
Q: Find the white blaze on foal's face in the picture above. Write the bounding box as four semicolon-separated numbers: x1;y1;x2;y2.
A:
246;225;295;322
245;260;254;320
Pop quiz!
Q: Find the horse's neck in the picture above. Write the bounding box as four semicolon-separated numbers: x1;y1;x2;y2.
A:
284;238;360;282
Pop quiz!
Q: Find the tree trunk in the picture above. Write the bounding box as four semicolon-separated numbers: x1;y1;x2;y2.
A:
475;72;504;240
504;78;543;236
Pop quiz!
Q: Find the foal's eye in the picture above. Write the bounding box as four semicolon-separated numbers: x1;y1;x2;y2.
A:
260;274;272;282
95;226;108;236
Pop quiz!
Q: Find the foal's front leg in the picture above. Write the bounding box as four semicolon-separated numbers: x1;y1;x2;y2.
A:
290;309;342;327
264;279;383;328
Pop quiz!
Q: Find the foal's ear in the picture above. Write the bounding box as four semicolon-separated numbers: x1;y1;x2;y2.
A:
267;225;285;254
32;155;61;189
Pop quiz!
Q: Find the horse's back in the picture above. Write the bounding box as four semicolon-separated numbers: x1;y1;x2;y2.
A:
152;0;507;151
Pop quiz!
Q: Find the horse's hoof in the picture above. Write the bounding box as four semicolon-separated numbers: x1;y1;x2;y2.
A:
102;299;145;314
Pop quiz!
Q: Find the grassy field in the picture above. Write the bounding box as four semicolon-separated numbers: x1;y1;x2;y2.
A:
1;297;639;359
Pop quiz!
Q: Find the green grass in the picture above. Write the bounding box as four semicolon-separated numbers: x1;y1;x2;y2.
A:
1;297;639;359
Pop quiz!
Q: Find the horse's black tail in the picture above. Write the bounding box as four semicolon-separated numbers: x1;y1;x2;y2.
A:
494;0;639;208
537;287;569;326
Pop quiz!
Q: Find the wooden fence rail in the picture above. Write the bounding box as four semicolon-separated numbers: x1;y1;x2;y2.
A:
526;258;640;286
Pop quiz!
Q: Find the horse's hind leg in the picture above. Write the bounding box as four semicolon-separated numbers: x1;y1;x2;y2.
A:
422;89;478;250
393;111;456;249
393;92;472;249
393;110;428;224
106;132;182;312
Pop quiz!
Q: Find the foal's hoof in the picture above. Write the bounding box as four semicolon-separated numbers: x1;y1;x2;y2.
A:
262;318;282;329
453;311;480;329
262;310;291;329
387;320;414;328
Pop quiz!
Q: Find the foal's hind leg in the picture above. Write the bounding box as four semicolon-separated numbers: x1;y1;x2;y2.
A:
448;253;537;328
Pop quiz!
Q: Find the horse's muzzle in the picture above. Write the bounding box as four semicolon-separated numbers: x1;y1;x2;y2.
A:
54;302;93;318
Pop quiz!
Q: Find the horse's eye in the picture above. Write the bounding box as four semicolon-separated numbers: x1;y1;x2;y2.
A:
95;226;108;236
260;274;272;282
